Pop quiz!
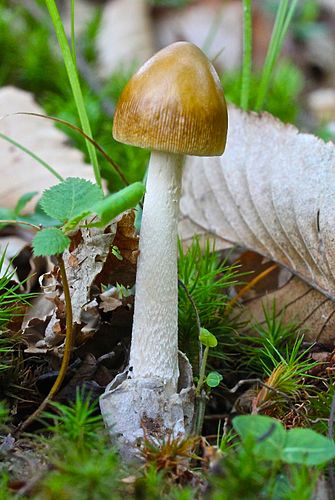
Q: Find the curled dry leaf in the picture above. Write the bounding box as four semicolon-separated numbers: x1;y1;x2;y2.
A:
180;106;335;340
22;211;138;354
0;86;95;209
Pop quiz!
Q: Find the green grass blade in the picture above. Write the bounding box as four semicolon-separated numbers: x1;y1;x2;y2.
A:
0;132;63;181
255;0;297;111
71;0;77;64
45;0;101;188
240;0;253;110
279;0;299;48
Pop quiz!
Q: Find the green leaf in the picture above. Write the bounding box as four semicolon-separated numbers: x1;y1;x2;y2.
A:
22;202;60;228
206;371;223;388
283;429;335;465
91;182;145;227
14;191;38;216
40;178;103;222
0;208;15;228
199;328;217;348
32;228;70;256
45;0;101;187
233;415;286;461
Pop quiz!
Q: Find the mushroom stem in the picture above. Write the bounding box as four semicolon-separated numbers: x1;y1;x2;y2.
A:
129;151;185;393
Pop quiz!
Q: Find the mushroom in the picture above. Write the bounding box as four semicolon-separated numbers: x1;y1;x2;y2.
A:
100;41;227;456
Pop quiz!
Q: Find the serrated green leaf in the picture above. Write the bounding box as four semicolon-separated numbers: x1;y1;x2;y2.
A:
233;415;286;461
40;178;103;222
14;192;38;216
199;328;217;347
91;182;145;227
206;371;223;387
32;228;70;256
283;429;335;465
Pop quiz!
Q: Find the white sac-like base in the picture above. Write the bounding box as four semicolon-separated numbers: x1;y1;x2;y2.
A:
99;353;194;461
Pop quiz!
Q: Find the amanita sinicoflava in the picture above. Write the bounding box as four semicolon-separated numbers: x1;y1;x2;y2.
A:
100;41;227;454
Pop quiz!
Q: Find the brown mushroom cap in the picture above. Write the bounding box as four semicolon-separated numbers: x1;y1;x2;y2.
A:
113;42;228;156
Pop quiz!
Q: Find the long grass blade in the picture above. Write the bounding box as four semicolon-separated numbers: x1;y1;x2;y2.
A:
45;0;101;187
240;0;253;110
255;0;298;111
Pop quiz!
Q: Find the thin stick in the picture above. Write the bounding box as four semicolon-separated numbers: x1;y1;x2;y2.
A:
178;278;202;373
328;388;335;495
15;254;74;435
0;220;40;231
226;263;277;313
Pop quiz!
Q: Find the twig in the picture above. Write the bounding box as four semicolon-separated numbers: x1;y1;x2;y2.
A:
226;264;277;313
226;378;294;404
15;254;74;435
178;278;202;372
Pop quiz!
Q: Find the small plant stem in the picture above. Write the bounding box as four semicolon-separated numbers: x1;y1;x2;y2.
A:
192;393;207;437
240;0;253;110
15;254;74;435
45;0;102;188
178;278;202;372
0;220;41;231
328;389;335;494
226;263;277;313
192;346;209;436
196;346;209;398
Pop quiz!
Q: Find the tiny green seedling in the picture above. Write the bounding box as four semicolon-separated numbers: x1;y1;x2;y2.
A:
192;328;223;436
197;328;223;393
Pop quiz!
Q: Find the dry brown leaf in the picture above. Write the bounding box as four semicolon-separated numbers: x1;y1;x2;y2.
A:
181;105;335;301
242;275;335;344
22;211;138;353
180;106;335;339
0;86;95;209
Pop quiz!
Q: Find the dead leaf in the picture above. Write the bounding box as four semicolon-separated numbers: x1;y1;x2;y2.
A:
0;86;95;209
22;211;139;353
181;105;335;302
180;106;335;340
242;275;335;344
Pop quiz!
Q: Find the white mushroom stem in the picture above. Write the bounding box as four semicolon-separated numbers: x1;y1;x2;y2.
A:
129;151;185;393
